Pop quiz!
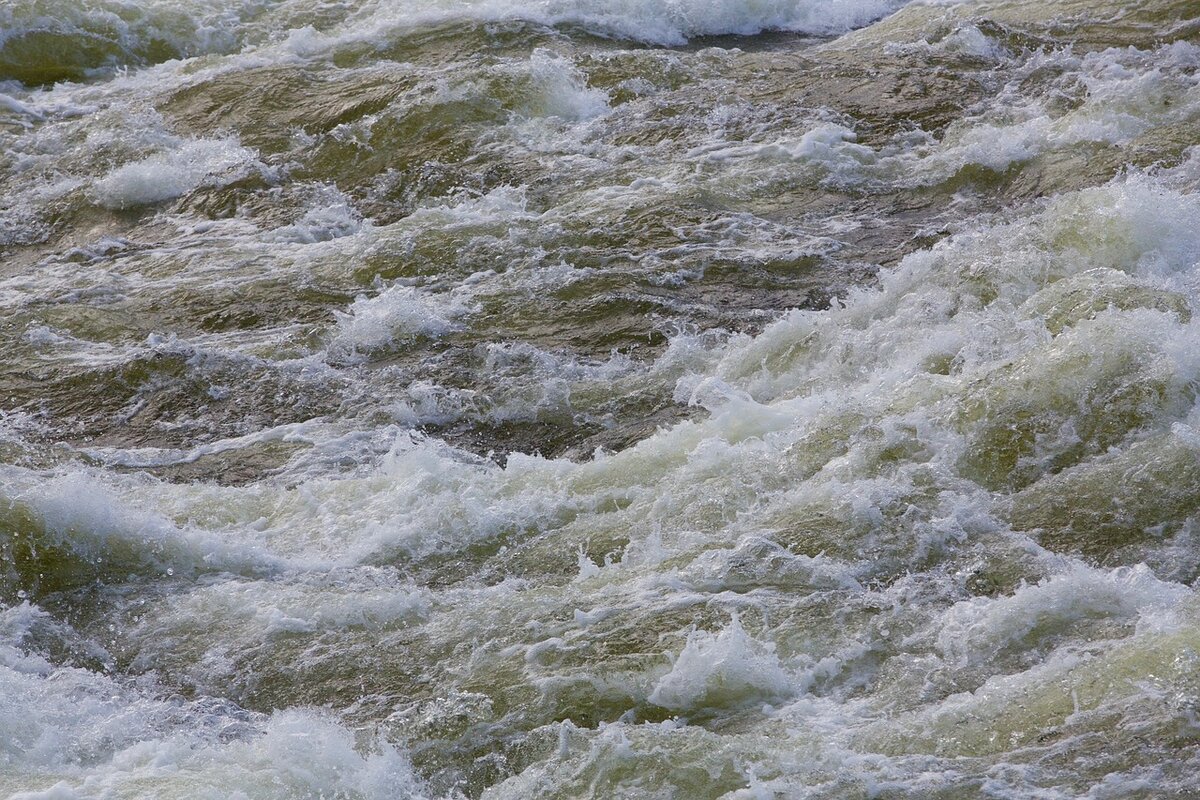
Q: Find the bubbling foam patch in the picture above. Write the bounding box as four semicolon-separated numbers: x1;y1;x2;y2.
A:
2;3;1200;798
90;137;266;209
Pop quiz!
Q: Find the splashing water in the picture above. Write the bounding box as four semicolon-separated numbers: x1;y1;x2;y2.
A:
3;0;1200;797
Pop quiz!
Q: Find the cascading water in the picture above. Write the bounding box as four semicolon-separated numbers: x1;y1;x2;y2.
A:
2;0;1200;797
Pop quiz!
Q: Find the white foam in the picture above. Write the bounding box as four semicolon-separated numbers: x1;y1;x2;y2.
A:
301;0;913;51
266;195;365;244
329;283;474;356
517;49;609;121
676;42;1200;191
5;8;1200;798
90;137;266;210
933;564;1192;670
78;420;323;469
129;570;431;648
0;466;285;579
0;92;44;121
691;122;877;176
649;616;795;711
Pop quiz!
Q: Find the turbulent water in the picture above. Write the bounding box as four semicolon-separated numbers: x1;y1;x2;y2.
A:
3;0;1200;797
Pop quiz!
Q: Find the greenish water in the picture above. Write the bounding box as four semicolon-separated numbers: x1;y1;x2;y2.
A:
2;0;1200;797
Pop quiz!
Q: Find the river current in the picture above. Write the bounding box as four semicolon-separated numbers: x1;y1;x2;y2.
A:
3;1;1200;797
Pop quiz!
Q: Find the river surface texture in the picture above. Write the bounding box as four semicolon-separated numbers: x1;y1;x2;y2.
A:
3;1;1200;798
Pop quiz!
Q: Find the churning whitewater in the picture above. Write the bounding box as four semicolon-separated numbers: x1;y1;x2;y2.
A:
3;0;1200;797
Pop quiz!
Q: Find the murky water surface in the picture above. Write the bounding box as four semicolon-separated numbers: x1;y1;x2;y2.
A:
3;0;1200;797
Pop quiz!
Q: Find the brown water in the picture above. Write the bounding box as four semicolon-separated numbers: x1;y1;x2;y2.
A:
3;0;1200;797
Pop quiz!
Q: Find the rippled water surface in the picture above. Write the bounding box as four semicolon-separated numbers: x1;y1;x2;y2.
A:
3;0;1200;797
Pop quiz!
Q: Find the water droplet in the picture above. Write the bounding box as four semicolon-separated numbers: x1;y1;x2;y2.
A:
16;589;27;599
166;568;174;576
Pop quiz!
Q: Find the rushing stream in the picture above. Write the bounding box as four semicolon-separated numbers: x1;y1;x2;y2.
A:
3;0;1200;797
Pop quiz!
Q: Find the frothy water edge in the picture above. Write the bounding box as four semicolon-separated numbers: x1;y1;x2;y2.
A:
4;1;1200;798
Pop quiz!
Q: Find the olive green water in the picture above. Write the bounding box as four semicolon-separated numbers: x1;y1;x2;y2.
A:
3;0;1200;797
